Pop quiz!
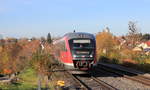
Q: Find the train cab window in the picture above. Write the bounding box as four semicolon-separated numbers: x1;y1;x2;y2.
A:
73;43;91;48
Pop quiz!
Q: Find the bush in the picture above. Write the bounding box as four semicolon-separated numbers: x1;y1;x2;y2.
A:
31;45;57;76
144;59;150;64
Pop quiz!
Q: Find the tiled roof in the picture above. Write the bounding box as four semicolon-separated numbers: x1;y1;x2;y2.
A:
146;41;150;46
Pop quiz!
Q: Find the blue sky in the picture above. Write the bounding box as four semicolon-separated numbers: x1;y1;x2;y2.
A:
0;0;150;38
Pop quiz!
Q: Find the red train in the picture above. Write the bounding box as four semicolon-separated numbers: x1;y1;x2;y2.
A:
53;32;96;73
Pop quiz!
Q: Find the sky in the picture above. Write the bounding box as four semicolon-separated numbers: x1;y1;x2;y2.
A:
0;0;150;38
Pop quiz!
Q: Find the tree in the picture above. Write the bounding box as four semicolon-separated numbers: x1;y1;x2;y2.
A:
142;33;150;41
127;21;142;47
40;37;46;43
0;43;22;75
96;28;119;58
47;33;52;44
128;21;138;35
31;45;57;90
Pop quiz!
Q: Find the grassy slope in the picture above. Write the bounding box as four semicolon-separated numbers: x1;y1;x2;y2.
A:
0;68;38;90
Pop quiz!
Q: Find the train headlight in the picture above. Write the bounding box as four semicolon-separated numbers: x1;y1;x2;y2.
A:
73;55;77;58
90;55;93;57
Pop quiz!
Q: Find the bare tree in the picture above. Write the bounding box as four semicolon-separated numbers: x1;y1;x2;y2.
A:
127;21;142;48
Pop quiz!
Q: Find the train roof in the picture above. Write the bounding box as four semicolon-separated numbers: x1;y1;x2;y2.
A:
63;32;95;40
53;32;95;44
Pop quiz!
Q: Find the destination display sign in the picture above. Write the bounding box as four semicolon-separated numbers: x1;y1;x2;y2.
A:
73;40;91;43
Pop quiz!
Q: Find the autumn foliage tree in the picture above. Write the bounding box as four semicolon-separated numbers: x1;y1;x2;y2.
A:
31;49;55;75
0;39;41;75
31;43;57;89
96;29;119;60
31;42;57;78
0;43;22;74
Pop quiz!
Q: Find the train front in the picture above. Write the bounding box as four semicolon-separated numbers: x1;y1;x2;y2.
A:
68;33;96;71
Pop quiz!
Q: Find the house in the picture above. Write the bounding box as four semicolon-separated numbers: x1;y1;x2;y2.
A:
144;41;150;52
146;40;150;46
135;40;150;53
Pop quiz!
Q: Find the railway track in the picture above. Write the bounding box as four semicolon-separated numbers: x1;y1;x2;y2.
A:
90;76;117;90
98;63;150;87
65;71;117;90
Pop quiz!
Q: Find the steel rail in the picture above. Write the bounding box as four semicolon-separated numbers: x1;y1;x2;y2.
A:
65;71;90;90
99;65;150;86
98;63;150;80
91;76;118;90
66;71;118;90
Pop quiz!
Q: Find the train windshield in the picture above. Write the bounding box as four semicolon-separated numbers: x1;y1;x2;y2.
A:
69;39;95;49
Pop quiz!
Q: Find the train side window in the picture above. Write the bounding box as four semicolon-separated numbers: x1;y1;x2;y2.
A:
60;41;67;51
63;41;67;51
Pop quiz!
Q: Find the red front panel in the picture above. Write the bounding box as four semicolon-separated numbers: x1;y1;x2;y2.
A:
60;51;73;63
60;37;73;64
